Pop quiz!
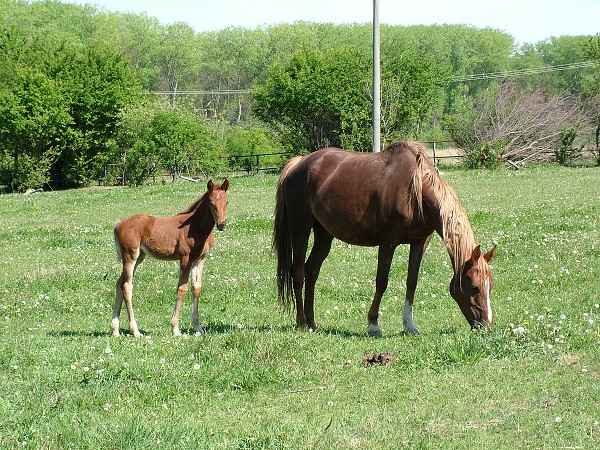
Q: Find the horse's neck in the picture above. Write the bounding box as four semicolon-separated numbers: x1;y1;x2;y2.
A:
435;210;475;276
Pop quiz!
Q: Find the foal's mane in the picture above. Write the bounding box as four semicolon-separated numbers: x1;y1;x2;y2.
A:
177;191;209;215
400;141;475;275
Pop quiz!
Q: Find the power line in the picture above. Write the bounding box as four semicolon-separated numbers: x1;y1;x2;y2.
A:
147;60;597;95
150;89;251;95
450;60;596;83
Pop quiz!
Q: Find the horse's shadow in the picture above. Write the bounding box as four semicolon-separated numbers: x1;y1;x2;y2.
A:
50;322;452;339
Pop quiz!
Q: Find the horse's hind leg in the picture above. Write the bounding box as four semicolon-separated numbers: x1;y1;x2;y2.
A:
113;252;144;337
190;255;207;334
303;224;333;330
290;229;311;328
111;273;125;336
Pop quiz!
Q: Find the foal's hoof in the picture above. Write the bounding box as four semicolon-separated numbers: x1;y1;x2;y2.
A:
367;324;383;337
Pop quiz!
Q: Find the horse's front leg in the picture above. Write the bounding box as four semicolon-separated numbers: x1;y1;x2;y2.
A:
403;236;432;334
171;260;190;336
367;244;396;337
190;256;206;334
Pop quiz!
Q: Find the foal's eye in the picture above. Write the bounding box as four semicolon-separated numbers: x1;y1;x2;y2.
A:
471;285;480;295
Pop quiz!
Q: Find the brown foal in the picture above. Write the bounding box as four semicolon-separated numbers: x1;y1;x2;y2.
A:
112;179;229;337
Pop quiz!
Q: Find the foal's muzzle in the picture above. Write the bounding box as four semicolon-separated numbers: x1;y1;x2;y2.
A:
216;221;226;231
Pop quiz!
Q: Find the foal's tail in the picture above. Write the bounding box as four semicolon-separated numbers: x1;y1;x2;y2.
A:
273;156;303;310
113;221;123;263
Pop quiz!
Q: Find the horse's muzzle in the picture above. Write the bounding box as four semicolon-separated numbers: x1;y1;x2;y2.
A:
216;221;226;231
471;320;490;330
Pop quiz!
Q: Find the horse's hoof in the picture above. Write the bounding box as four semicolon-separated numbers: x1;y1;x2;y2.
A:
404;326;420;335
367;324;382;337
194;326;205;335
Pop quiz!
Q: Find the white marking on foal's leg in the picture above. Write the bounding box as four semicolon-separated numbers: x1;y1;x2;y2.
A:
367;323;382;337
403;299;419;334
111;317;120;337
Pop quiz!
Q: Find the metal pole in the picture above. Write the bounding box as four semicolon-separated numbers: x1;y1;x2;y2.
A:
372;0;381;152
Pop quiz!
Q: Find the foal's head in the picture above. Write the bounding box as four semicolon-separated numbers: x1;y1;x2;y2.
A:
207;179;229;231
450;245;497;329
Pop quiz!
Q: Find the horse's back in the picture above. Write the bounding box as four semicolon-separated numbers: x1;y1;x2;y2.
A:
281;143;424;245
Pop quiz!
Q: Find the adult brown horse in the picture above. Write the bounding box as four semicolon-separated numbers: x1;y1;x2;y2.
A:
112;179;229;337
273;142;496;336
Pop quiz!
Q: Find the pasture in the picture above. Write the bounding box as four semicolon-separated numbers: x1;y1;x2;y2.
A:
0;165;598;449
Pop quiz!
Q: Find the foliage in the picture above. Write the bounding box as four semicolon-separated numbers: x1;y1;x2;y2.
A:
445;82;588;165
253;46;372;153
0;0;599;188
466;141;504;169
0;168;598;448
224;126;286;172
253;45;440;152
555;125;583;166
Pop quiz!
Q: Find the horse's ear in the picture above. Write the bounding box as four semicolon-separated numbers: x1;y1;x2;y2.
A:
221;179;229;191
207;179;214;191
483;245;497;263
470;245;482;263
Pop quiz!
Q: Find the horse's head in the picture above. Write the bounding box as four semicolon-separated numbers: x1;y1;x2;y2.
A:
450;245;497;329
207;179;229;231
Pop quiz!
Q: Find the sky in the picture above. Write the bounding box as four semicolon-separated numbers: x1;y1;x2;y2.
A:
65;0;599;45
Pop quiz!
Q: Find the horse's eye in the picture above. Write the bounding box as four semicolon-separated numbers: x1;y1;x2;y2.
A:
471;285;480;295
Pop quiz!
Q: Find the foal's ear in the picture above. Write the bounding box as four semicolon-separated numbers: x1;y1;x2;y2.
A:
221;178;229;191
483;245;497;263
207;179;215;191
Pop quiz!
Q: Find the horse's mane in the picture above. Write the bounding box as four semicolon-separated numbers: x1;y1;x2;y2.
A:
178;191;209;215
402;141;475;275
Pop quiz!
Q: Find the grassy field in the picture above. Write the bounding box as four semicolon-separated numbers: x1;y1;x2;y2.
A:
0;165;598;449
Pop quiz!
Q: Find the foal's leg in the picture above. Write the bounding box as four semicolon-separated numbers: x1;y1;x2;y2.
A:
113;252;145;337
190;255;207;334
171;258;191;336
303;224;333;330
403;236;432;334
367;244;396;337
111;272;125;337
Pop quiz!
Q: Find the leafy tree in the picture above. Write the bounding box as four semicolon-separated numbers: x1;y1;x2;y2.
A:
254;46;371;152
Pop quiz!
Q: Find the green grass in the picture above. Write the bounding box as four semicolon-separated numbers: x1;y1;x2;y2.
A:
0;166;598;449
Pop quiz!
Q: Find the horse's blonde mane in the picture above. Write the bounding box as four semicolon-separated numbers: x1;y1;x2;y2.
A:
407;142;475;275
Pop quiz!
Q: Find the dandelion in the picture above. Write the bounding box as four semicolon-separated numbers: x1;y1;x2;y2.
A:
193;363;201;371
512;326;526;335
554;417;562;423
104;346;113;354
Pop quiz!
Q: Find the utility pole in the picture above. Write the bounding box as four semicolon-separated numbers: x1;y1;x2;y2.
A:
372;0;381;152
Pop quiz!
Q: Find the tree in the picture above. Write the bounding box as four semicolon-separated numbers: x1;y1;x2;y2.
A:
253;46;371;153
445;81;588;166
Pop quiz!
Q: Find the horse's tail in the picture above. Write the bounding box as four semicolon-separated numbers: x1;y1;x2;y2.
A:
113;221;123;263
273;156;303;310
